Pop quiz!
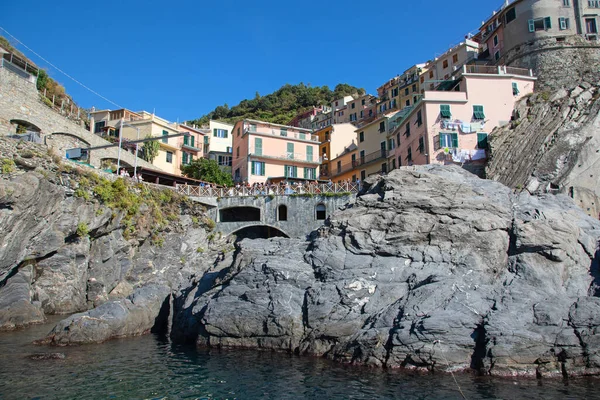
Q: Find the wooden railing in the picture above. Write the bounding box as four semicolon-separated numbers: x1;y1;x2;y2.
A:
175;182;361;198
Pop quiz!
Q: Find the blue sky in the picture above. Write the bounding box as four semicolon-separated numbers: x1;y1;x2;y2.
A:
1;0;498;122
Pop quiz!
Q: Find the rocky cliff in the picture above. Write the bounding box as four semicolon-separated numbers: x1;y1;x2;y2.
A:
486;36;600;219
170;166;600;378
0;138;215;338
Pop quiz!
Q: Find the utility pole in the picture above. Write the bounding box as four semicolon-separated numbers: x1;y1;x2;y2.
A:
116;118;124;173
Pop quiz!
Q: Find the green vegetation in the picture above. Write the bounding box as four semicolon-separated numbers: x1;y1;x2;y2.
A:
181;158;234;187
1;159;15;174
141;135;160;163
196;247;205;253
76;222;89;237
187;83;365;126
203;217;216;231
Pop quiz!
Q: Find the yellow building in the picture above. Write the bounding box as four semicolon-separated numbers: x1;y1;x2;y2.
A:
353;111;400;180
328;143;359;183
316;123;356;179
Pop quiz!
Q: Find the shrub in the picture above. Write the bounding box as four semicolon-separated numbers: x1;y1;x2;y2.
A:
197;247;205;253
204;217;216;231
76;222;89;237
1;159;16;174
74;188;90;201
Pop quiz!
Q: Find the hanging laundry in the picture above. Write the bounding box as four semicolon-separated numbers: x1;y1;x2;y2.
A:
471;149;486;160
461;122;472;133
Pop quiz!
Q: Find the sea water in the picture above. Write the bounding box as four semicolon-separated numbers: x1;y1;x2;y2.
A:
0;317;598;400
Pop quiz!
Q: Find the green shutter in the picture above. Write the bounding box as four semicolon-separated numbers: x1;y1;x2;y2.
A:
473;105;485;120
477;133;489;149
251;161;256;175
184;135;189;146
307;146;313;162
162;130;168;143
281;129;288;137
293;166;297;178
304;167;308;179
528;19;535;32
191;135;195;148
439;134;444;149
299;133;306;140
223;130;228;138
182;152;188;164
440;104;451;118
287;143;294;159
512;82;520;95
545;16;551;29
451;133;459;148
213;128;217;137
204;136;209;144
255;138;262;156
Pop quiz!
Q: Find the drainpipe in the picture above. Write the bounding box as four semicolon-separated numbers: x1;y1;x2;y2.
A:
573;0;583;35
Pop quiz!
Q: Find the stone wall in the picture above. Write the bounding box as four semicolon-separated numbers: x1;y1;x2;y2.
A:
211;195;356;239
0;67;155;169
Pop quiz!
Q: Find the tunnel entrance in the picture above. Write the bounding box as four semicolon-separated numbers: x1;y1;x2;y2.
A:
232;225;288;240
220;207;261;222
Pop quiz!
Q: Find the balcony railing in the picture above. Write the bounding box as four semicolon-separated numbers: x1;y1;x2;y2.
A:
249;148;323;164
245;127;319;142
176;182;361;198
462;64;533;77
182;143;202;152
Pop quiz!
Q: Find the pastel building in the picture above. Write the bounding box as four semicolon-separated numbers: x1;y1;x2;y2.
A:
89;108;185;175
231;119;321;184
328;143;359;183
316;123;358;179
206;120;234;173
388;66;536;169
423;40;480;91
177;124;206;167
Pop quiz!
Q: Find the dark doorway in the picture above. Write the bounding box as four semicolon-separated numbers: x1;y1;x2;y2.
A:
316;204;326;220
278;205;288;221
232;225;288;240
220;207;261;222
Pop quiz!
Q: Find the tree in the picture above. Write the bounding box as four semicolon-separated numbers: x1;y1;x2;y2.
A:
181;158;233;187
36;69;48;92
141;135;160;163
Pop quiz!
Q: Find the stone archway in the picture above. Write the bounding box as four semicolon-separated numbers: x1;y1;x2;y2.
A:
219;206;261;223
10;119;42;134
229;224;289;240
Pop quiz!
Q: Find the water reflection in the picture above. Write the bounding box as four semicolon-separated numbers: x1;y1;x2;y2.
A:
0;320;598;400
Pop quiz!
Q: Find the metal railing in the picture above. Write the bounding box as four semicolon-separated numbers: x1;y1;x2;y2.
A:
245;127;319;142
175;182;360;198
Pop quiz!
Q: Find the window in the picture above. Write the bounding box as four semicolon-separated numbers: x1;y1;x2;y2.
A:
505;7;516;24
278;205;288;221
234;168;240;180
360;110;364;118
392;88;398;97
405;88;409;96
412;84;417;93
237;127;240;137
405;123;411;137
255;137;262;156
439;133;458;148
166;151;173;163
351;153;356;165
419;137;425;154
360;170;366;180
218;155;232;166
473;105;486;120
391;159;396;170
362;99;366;106
477;133;489;150
368;110;373;117
528;17;552;32
494;51;500;61
563;0;569;5
512;82;520;96
398;156;402;167
586;18;598;34
337;160;342;173
416;110;423;127
204;136;209;144
406;147;412;162
251;161;265;176
284;165;297;178
94;121;105;133
379;121;386;133
493;35;499;47
304;167;316;180
429;70;434;79
351;102;356;109
249;124;257;132
182;152;189;165
443;59;449;68
306;145;313;162
406;100;410;107
299;132;306;140
280;129;288;137
359;131;365;142
162;130;168;143
381;163;388;173
420;76;425;84
440;104;451;119
589;0;600;7
389;138;395;150
287;143;294;159
452;54;458;63
559;17;570;30
214;128;228;138
335;101;339;106
316;204;327;220
360;150;365;163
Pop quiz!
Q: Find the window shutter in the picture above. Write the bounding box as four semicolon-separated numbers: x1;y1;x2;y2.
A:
307;145;313;161
255;138;262;156
251;161;256;175
182;152;187;164
293;166;297;178
433;135;440;151
191;136;195;147
440;104;451;118
545;17;552;29
304;167;308;178
451;133;459;148
284;165;288;178
528;19;535;32
224;130;228;138
477;133;489;149
184;135;189;146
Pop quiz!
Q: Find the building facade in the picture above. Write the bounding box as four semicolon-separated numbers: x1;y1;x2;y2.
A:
206;120;234;173
316;123;357;179
231;119;321;184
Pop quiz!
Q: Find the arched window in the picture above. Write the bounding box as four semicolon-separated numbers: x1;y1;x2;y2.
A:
278;205;288;221
316;204;326;220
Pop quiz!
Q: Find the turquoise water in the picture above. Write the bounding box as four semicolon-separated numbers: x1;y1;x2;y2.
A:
0;318;598;399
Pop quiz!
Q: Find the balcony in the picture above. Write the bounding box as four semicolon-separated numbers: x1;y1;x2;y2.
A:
249;148;323;164
245;126;319;142
182;143;202;152
461;64;533;77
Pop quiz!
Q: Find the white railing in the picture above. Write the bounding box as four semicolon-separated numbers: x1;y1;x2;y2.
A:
175;182;361;198
249;148;322;163
244;127;319;142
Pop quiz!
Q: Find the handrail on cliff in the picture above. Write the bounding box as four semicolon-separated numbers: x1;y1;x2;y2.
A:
175;182;361;198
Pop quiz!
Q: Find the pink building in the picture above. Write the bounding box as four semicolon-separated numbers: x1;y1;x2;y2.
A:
231;119;321;184
177;124;206;166
388;65;536;169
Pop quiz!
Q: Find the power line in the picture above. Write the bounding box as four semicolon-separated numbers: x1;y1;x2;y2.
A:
0;26;123;109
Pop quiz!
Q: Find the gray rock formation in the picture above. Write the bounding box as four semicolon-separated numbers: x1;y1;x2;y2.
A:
40;285;171;345
171;166;600;377
0;138;215;333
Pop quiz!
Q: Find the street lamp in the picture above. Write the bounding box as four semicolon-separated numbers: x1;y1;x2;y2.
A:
116;118;141;177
